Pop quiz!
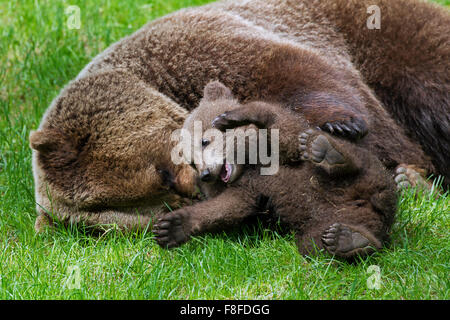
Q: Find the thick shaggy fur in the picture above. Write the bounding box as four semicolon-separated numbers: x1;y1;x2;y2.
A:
31;0;448;231
31;71;196;229
153;82;398;258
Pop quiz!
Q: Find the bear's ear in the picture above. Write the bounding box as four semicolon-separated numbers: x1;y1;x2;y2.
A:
30;129;79;168
29;129;66;153
203;81;234;101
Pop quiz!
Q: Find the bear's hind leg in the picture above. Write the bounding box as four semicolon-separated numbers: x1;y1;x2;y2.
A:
321;223;382;259
295;222;381;259
299;129;359;176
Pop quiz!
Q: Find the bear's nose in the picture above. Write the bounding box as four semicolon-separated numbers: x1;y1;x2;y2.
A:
200;169;212;182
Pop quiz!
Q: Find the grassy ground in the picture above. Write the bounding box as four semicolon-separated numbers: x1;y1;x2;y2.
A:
0;0;449;300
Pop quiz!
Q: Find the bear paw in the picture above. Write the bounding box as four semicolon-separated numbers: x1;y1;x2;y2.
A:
394;165;432;192
321;118;367;141
394;167;412;190
321;223;376;258
299;129;345;166
212;107;270;130
212;111;245;130
152;210;191;249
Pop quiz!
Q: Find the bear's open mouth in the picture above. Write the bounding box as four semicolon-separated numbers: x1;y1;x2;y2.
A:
220;163;233;183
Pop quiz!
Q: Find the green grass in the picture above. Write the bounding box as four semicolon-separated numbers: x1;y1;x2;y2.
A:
0;0;449;300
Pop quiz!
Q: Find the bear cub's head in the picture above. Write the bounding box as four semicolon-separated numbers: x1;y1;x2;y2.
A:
182;81;260;195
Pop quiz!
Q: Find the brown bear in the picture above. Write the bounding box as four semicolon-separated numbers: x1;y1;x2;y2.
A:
31;0;448;231
30;70;197;231
153;81;397;258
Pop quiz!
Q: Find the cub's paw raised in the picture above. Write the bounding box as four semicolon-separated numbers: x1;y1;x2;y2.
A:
321;118;367;141
299;129;346;168
212;111;240;130
152;210;191;249
212;107;271;130
322;223;378;258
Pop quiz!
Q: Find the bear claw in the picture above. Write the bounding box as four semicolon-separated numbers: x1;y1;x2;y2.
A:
322;119;367;140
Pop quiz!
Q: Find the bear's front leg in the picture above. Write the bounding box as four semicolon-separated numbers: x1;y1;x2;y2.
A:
152;209;192;248
153;188;255;248
212;101;309;164
304;107;368;141
212;102;279;130
288;90;369;141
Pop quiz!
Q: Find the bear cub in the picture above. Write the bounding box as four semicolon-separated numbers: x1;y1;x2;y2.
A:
153;82;397;259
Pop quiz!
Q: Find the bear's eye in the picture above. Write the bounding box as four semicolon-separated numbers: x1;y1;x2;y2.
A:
201;139;210;147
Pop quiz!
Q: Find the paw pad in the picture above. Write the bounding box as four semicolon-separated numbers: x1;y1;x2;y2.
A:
322;223;373;258
152;212;189;249
299;129;315;161
299;130;344;165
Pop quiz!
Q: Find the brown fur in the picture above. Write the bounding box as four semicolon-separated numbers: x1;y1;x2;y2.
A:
31;0;448;231
31;70;196;230
153;82;397;258
318;0;450;186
